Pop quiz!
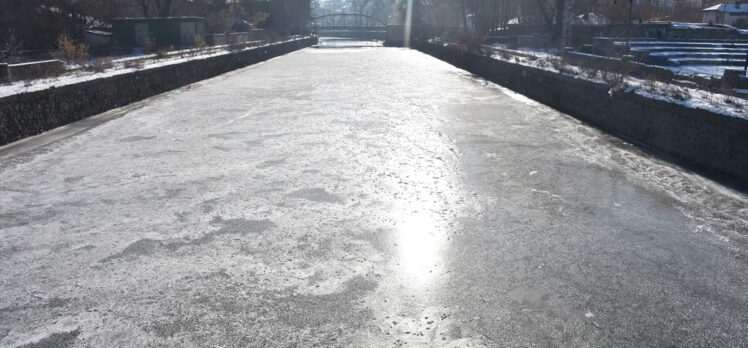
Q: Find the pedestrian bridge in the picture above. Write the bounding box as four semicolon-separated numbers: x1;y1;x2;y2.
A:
307;13;386;31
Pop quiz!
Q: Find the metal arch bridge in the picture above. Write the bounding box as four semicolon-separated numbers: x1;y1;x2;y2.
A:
307;13;386;31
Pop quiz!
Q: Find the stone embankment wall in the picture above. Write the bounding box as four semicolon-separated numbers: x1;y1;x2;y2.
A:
0;37;318;146
0;60;66;84
416;41;748;182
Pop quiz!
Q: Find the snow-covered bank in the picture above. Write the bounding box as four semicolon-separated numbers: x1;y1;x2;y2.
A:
479;43;746;120
0;38;305;99
0;37;318;146
0;50;233;98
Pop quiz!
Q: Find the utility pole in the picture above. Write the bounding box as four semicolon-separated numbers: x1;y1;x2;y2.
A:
462;0;468;29
626;0;633;51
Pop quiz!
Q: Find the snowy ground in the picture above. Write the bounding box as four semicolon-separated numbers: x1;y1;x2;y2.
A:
485;43;559;59
667;64;738;77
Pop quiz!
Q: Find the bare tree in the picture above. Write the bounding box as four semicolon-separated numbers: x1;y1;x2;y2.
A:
135;0;187;17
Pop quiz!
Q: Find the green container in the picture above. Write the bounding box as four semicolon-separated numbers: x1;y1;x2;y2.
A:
112;17;206;49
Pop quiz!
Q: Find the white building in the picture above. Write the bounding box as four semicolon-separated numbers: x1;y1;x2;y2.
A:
703;1;748;28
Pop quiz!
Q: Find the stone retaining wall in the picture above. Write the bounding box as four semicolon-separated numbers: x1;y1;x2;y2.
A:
0;37;318;146
0;63;8;84
6;60;66;82
416;41;748;182
562;51;676;82
205;34;228;46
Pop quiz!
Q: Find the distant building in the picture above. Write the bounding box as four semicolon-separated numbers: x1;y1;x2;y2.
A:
112;17;206;49
703;1;748;27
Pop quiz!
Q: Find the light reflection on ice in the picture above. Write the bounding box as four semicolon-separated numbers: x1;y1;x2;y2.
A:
314;37;384;49
396;212;443;286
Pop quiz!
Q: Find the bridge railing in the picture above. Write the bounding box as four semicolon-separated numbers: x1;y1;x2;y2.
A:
308;13;386;31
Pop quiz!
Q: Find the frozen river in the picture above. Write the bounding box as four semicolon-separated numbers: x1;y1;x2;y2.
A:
1;40;747;347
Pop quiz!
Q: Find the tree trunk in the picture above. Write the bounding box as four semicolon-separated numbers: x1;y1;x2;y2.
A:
140;0;151;17
461;0;468;29
159;0;174;17
553;0;566;44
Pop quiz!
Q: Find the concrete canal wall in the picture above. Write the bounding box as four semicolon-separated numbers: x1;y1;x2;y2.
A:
0;36;318;146
416;41;748;182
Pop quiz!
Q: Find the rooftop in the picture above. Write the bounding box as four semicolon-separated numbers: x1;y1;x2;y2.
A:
703;3;748;13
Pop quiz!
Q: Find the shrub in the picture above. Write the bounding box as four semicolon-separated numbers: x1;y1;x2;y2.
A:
250;11;270;28
550;58;564;71
446;42;467;55
643;73;661;85
724;96;744;109
702;91;717;103
55;34;88;65
143;37;156;53
550;57;576;74
266;31;280;43
86;58;113;73
124;60;144;70
156;49;169;59
456;30;482;52
1;31;23;63
664;85;687;100
229;44;243;53
559;65;576;75
194;34;207;49
642;77;657;91
604;72;627;96
582;68;598;79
